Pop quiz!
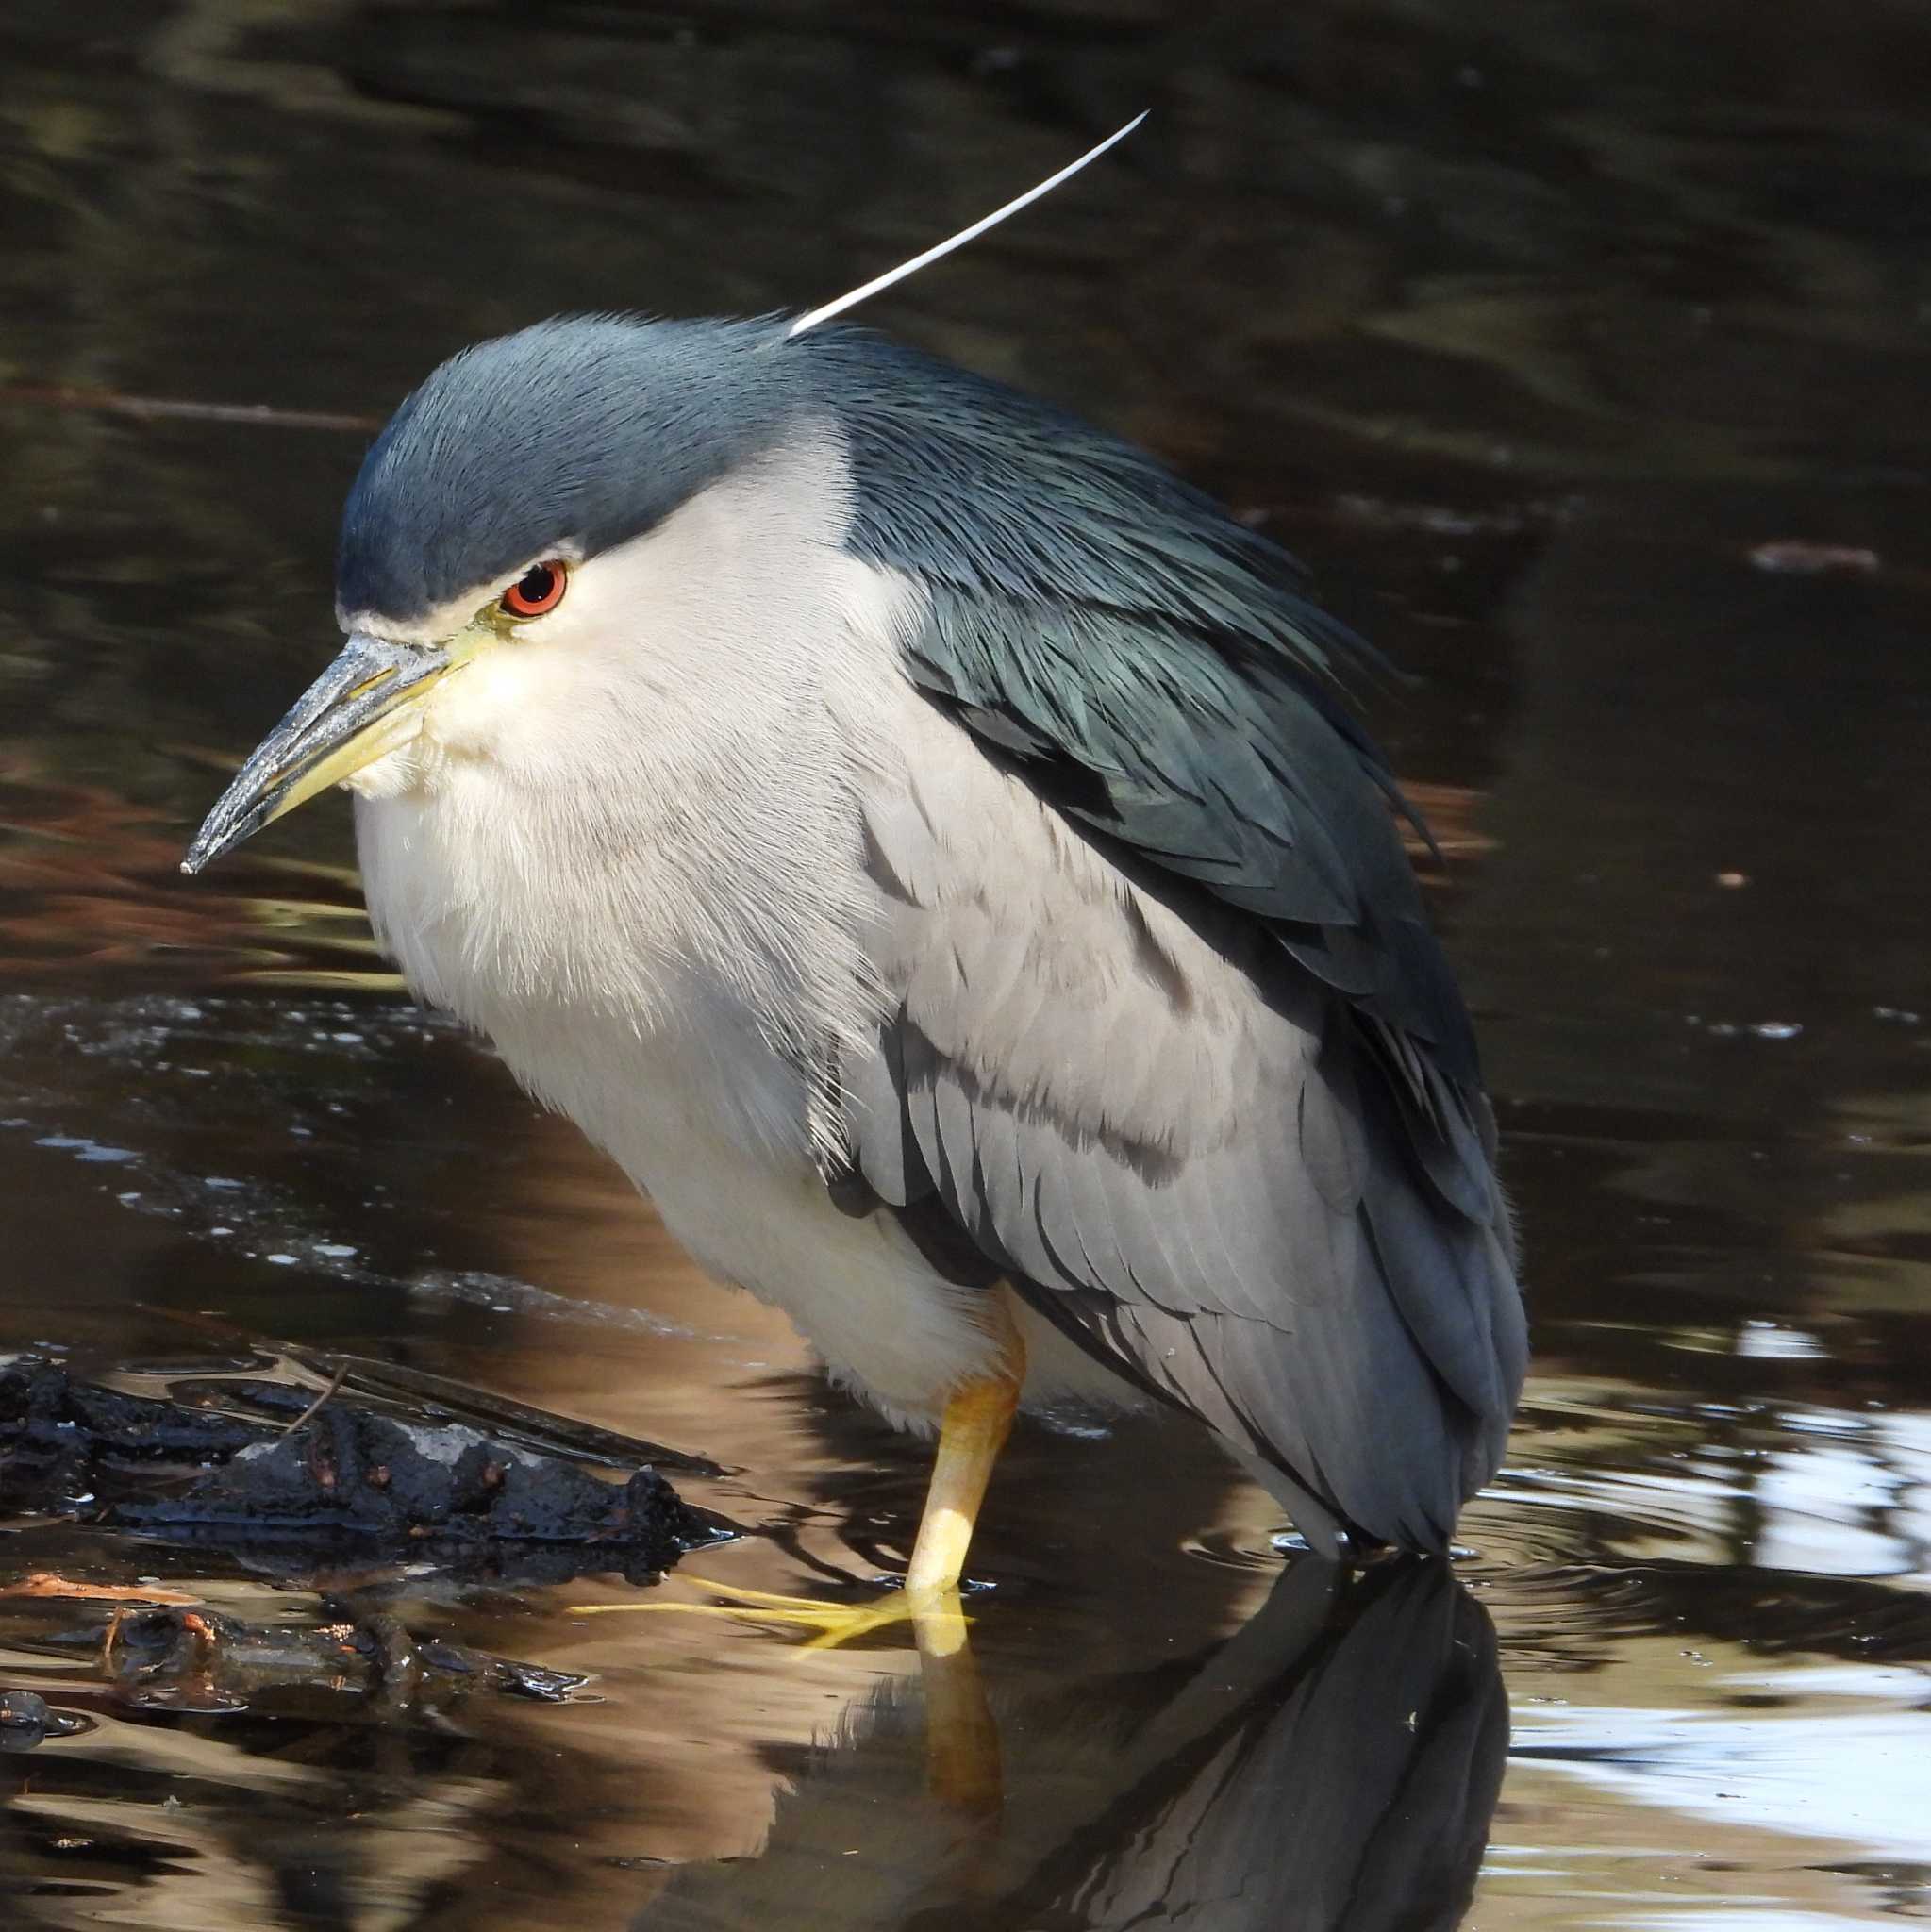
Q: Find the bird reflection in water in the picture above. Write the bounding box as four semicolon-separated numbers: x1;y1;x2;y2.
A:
643;1559;1506;1931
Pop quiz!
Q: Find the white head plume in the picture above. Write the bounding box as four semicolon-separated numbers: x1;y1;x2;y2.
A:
788;113;1149;339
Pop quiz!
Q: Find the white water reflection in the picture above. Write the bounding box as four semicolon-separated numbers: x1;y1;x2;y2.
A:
1753;1413;1931;1579
1496;1390;1931;1584
1519;1661;1931;1877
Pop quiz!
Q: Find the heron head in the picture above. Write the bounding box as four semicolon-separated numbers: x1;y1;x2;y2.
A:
182;314;816;873
183;118;1157;878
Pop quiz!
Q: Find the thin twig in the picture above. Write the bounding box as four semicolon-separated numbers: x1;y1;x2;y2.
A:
0;382;379;433
280;1362;349;1436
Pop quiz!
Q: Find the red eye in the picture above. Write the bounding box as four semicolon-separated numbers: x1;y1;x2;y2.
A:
501;560;567;617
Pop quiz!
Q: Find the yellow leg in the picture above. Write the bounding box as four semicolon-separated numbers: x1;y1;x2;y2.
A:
567;1290;1025;1646
905;1291;1025;1601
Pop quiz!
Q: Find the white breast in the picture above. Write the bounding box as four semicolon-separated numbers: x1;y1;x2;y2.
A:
357;769;1023;1424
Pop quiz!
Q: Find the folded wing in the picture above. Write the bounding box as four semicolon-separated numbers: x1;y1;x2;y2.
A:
838;692;1523;1555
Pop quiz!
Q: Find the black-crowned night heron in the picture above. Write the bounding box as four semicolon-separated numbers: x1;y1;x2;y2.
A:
184;132;1525;1624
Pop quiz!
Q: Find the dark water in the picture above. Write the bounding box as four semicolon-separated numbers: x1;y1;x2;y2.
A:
5;5;1930;1926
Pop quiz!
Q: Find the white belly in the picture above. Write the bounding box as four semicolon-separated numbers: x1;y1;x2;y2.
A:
355;788;1007;1423
486;1003;1136;1426
354;784;1127;1428
497;999;1021;1425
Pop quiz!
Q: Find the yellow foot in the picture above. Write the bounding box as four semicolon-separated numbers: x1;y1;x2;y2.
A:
569;1289;1024;1660
568;1574;976;1653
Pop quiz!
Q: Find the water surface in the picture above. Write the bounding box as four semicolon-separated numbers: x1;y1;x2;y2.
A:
4;6;1929;1927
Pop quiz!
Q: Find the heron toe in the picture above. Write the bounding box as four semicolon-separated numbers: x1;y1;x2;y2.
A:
569;1573;979;1654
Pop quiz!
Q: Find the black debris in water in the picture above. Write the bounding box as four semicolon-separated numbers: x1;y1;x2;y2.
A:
3;1355;727;1585
112;1403;711;1583
103;1602;588;1713
0;1689;90;1751
1;1354;268;1497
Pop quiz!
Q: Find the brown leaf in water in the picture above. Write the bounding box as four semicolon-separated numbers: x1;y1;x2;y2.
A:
1396;781;1498;862
1;1572;201;1605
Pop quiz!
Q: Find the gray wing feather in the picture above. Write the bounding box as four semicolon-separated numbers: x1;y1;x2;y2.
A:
841;702;1526;1555
812;325;1482;1092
